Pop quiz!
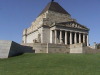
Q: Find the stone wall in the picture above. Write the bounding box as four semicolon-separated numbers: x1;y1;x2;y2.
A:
21;43;33;47
69;43;99;54
0;40;12;58
83;46;100;54
22;10;74;43
26;10;72;35
33;43;70;53
26;11;47;34
43;11;72;26
48;43;70;53
0;40;34;58
70;43;84;53
23;27;50;43
25;27;43;43
33;43;47;53
42;27;50;43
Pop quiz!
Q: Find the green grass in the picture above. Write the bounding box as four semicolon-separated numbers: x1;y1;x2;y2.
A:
0;53;100;75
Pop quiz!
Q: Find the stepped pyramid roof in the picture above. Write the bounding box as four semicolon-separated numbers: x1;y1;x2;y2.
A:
39;1;70;16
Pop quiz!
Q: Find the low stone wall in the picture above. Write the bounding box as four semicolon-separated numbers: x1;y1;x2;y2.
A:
33;43;47;53
10;42;34;56
21;43;33;47
0;40;34;58
0;40;12;58
83;46;100;54
1;40;100;59
48;44;70;53
33;43;70;53
70;43;84;53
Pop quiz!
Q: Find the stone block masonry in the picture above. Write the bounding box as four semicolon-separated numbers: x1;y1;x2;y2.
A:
0;40;35;58
0;40;11;58
33;43;70;53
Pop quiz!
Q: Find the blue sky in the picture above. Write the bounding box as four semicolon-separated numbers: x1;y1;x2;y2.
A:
0;0;100;45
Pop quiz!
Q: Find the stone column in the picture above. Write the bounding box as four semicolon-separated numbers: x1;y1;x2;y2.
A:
50;30;53;43
60;30;63;44
87;34;89;46
83;34;85;43
74;32;77;44
79;33;81;43
55;30;57;44
65;31;67;45
70;32;72;44
51;30;55;43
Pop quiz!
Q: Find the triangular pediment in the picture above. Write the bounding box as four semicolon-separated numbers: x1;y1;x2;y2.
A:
54;21;89;30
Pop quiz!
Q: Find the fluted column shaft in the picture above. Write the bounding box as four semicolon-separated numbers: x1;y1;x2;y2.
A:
87;34;89;46
55;30;57;44
83;34;85;43
79;33;81;43
70;32;72;44
60;30;63;44
65;31;67;45
74;32;77;44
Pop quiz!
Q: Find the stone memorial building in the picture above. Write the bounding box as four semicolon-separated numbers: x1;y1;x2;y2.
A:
22;1;89;53
2;1;100;59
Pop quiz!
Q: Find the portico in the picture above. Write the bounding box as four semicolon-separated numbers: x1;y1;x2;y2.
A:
51;29;89;46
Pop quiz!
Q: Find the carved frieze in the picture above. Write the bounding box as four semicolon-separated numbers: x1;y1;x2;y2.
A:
56;21;88;30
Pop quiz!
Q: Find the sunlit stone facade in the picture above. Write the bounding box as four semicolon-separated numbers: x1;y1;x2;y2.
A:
22;1;89;47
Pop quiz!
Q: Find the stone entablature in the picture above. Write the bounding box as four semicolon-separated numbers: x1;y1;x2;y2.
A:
54;21;89;30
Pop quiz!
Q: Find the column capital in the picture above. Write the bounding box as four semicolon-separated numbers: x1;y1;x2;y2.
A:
82;33;88;35
70;31;73;33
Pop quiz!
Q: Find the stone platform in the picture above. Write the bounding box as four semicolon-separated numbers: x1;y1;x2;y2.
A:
1;40;100;59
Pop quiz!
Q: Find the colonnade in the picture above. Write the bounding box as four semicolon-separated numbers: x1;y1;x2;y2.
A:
51;30;89;46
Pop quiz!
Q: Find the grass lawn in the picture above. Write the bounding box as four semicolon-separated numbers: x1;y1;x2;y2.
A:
0;53;100;75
